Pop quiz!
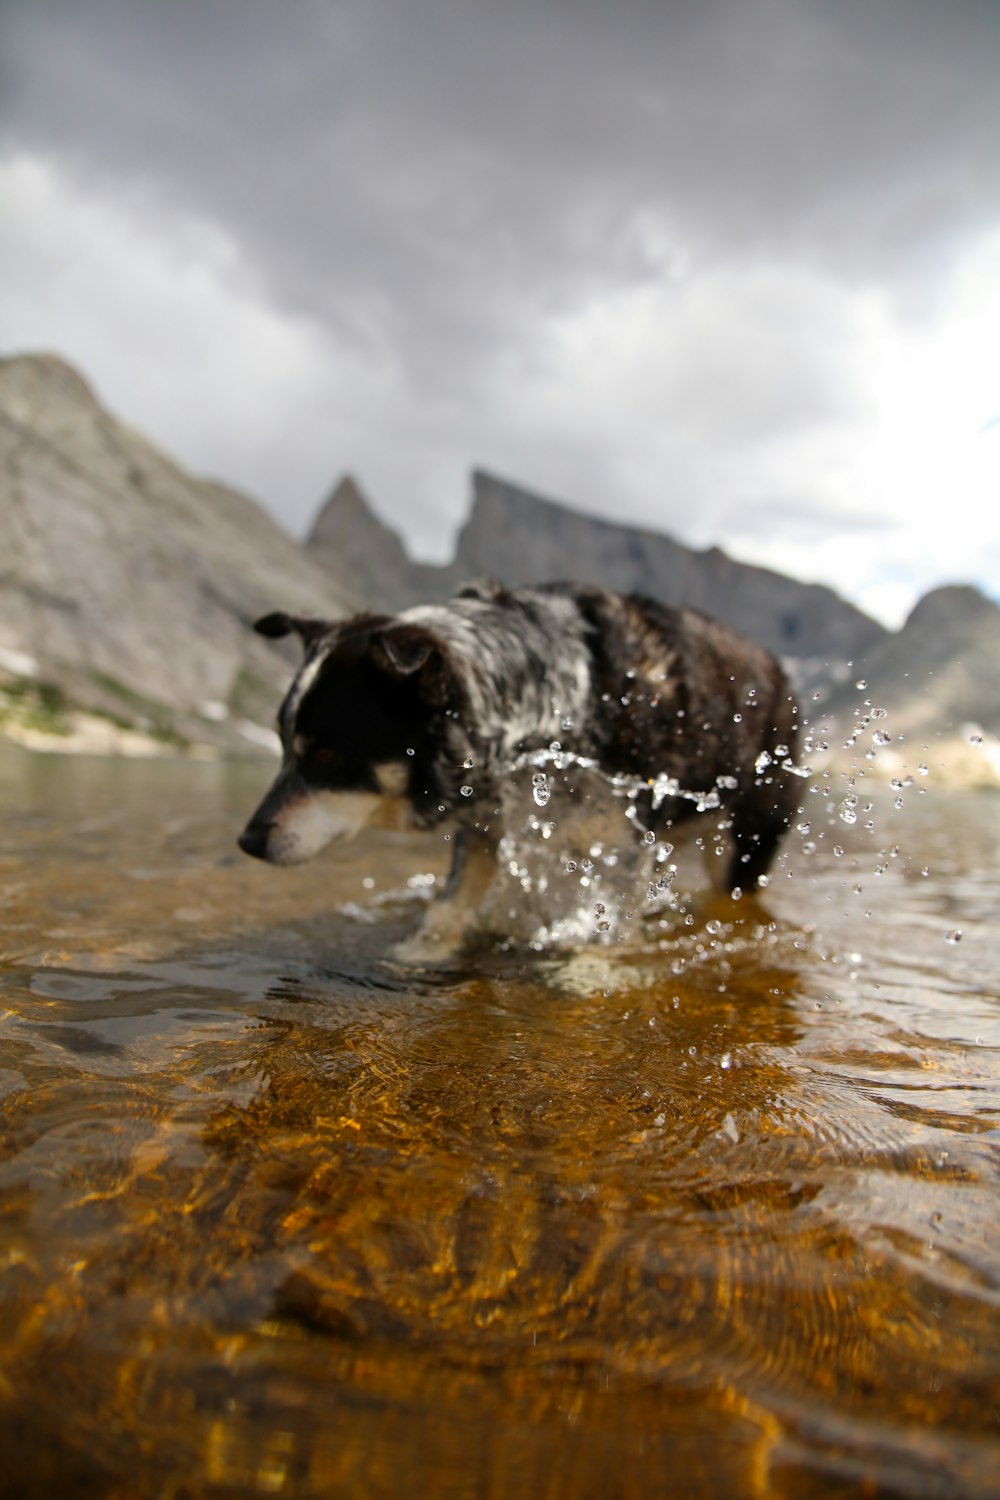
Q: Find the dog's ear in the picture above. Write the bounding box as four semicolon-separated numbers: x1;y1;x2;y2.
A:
254;612;329;648
372;623;435;676
372;624;450;704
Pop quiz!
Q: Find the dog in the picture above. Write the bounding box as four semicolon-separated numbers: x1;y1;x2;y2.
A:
238;580;800;950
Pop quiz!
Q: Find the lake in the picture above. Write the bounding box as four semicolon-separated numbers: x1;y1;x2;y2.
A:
1;745;999;1498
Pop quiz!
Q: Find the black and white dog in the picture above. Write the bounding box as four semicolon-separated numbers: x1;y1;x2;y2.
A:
238;581;799;948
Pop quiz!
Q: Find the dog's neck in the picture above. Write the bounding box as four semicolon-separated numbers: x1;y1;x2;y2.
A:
401;594;592;764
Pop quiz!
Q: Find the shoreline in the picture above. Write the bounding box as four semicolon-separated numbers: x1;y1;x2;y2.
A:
2;718;998;789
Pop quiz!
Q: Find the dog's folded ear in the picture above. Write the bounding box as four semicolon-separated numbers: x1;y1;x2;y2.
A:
254;612;329;647
371;623;451;703
372;623;435;676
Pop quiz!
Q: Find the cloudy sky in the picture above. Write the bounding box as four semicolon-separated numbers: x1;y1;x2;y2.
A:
2;0;998;626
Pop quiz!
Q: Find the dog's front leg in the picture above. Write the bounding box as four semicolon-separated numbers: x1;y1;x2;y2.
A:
396;824;499;963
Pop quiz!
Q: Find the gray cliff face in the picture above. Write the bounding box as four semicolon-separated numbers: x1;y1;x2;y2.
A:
453;472;885;664
0;354;349;748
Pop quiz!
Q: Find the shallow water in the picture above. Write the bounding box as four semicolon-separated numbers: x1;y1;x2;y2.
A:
1;746;999;1499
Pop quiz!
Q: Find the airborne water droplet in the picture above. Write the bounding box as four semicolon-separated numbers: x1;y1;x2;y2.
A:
643;830;656;844
460;785;473;797
945;929;963;944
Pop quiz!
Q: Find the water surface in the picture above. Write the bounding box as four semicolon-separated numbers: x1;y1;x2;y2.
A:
1;747;999;1498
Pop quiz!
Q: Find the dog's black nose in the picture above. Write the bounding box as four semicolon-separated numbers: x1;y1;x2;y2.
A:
238;822;271;860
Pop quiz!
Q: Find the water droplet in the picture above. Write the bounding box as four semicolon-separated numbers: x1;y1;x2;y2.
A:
945;929;962;944
561;716;573;730
405;746;415;756
856;678;867;690
565;860;577;873
532;782;551;807
872;730;891;747
918;763;929;776
755;750;772;772
720;1052;732;1070
970;731;984;745
733;713;743;723
833;845;844;857
460;785;473;797
642;830;656;844
462;756;475;769
797;821;811;835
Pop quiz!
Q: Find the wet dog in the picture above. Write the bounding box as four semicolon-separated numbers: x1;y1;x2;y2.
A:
238;580;800;951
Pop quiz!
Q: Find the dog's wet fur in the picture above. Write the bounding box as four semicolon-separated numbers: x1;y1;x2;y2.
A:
239;580;800;949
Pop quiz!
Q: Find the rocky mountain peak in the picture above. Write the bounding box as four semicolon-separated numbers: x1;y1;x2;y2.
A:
307;472;420;611
903;584;998;633
0;351;105;439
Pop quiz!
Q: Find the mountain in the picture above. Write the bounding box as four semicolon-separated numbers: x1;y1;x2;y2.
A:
306;468;886;666
2;351;995;780
0;353;350;751
820;585;1000;739
307;473;420;611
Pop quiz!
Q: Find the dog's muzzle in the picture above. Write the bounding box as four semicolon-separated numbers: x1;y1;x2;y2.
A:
238;770;381;865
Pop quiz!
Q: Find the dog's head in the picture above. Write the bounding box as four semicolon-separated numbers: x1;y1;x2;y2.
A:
238;609;459;866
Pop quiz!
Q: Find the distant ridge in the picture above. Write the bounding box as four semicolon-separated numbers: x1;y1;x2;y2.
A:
307;467;886;665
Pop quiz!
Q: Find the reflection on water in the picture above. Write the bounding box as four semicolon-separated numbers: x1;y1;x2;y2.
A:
1;747;999;1498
